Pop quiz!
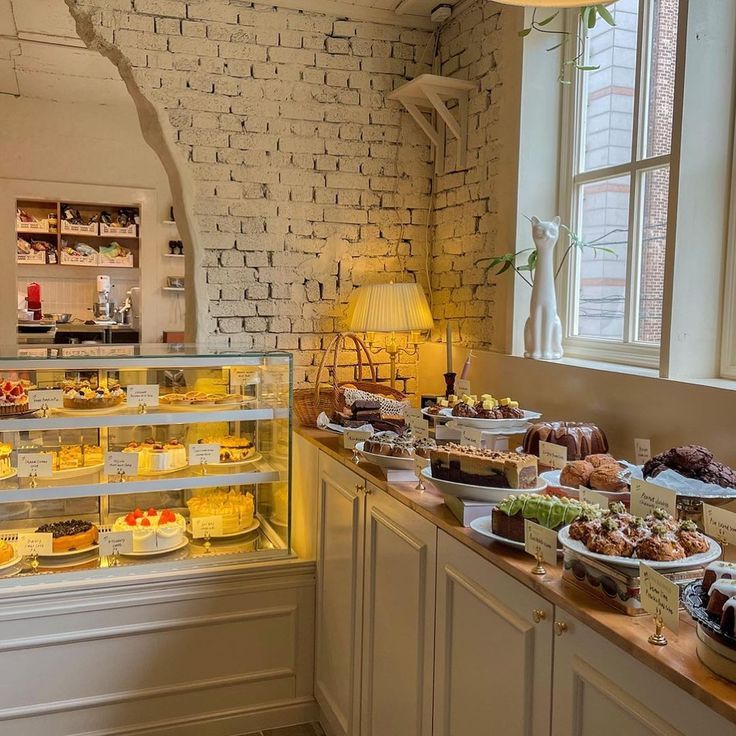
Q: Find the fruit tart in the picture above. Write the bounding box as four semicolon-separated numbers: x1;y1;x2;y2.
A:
0;380;29;416
35;520;98;553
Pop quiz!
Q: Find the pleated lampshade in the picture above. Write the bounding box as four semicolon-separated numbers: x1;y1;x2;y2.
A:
349;282;434;333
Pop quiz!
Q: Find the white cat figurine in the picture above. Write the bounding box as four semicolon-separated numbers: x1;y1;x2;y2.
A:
524;216;564;360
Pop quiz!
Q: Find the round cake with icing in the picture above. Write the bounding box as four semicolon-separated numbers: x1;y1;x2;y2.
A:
0;443;12;476
122;439;187;474
187;490;254;534
522;422;608;461
62;381;124;410
113;508;186;552
36;519;98;553
0;539;15;564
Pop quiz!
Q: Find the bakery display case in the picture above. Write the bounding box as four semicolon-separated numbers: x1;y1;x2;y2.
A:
0;345;292;581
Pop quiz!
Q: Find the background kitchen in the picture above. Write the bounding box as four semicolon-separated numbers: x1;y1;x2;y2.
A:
1;1;185;347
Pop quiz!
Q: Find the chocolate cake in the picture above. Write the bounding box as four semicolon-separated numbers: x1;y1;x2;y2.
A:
522;422;608;461
430;444;538;489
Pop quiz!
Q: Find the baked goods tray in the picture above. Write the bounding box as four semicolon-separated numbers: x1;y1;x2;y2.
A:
681;580;736;649
562;547;703;616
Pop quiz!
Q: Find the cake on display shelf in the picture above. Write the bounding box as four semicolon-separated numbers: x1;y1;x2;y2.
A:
0;380;29;416
62;381;125;410
430;444;538;489
0;540;16;564
186;490;255;534
523;421;609;461
35;520;99;553
122;439;187;473
0;443;12;476
113;508;187;552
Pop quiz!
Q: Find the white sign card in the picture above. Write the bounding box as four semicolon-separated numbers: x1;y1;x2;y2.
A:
455;378;471;396
17;532;53;556
460;427;484;448
98;530;134;556
105;452;139;477
27;389;63;411
126;384;160;407
191;515;224;539
524;520;558;567
435;425;461;442
538;441;567;470
230;366;258;386
630;478;677;519
188;443;221;465
579;487;610;509
414;455;430;475
17;453;53;478
386;469;420;483
408;418;430;440
404;407;423;422
703;504;736;547
634;438;652;465
639;562;679;634
343;429;372;450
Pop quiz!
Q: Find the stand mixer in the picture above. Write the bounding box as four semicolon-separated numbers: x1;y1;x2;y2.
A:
92;275;115;323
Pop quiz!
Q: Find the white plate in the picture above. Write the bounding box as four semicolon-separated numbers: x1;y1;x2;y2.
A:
206;451;262;468
187;519;260;540
119;537;190;557
446;420;532;436
161;399;252;412
54;404;125;416
557;525;722;572
469;517;525;550
39;543;99;558
355;442;415;470
438;408;541;430
420;466;548;503
421;407;451;424
50;463;104;480
136;464;189;477
0;553;22;572
0;469;17;481
540;470;631;502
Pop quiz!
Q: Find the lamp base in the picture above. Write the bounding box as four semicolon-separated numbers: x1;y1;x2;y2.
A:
443;372;456;399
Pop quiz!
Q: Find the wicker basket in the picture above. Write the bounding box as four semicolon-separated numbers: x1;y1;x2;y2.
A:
293;332;406;427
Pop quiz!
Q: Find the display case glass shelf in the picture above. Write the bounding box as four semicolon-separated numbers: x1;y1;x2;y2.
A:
0;345;292;582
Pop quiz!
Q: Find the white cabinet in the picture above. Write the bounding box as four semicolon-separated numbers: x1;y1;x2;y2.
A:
551;609;735;736
361;486;436;736
434;531;554;736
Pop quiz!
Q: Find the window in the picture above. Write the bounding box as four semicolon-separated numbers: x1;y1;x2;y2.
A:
560;0;679;367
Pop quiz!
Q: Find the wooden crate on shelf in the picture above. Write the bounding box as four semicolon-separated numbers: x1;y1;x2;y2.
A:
99;252;134;268
60;220;98;236
16;219;50;234
16;251;47;265
60;249;98;266
99;223;137;238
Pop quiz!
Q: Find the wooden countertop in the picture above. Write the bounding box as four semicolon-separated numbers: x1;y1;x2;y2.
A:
296;426;736;723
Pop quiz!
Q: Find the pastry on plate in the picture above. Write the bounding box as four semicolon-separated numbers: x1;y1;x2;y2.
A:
586;517;635;558
675;519;710;555
636;523;686;561
559;460;594;488
589;464;628;492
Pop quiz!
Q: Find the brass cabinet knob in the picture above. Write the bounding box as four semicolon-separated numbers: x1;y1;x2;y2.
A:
554;620;569;636
532;609;546;623
364;484;373;495
355;484;364;495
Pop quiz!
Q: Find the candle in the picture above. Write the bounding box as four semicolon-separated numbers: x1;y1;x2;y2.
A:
460;351;473;380
446;323;453;374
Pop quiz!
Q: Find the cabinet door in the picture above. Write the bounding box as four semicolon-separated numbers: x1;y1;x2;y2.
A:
315;453;366;736
361;486;437;736
434;531;554;736
551;610;735;736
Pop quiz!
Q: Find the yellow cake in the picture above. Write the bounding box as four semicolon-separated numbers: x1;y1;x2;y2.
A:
0;539;14;564
187;490;255;534
46;444;103;471
0;443;12;476
198;435;255;463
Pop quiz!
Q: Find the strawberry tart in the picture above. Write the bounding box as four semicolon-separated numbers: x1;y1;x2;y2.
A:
113;507;186;552
0;380;29;416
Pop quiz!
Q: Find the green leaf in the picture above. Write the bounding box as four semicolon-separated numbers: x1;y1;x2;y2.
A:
537;11;559;27
576;64;600;71
592;246;617;256
547;40;565;51
596;4;616;26
587;6;598;28
496;261;512;275
518;27;532;37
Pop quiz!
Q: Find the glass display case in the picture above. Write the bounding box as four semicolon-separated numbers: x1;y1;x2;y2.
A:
0;345;292;581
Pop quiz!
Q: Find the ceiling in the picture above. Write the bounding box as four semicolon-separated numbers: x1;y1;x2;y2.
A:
0;0;129;104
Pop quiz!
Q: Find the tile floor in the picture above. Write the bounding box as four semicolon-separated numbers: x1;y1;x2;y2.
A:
241;724;325;736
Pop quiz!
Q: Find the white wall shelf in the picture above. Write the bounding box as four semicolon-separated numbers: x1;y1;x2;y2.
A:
388;73;475;174
163;253;184;258
163;286;184;292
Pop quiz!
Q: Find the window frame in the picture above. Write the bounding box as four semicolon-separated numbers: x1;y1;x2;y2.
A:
720;118;736;379
558;0;676;369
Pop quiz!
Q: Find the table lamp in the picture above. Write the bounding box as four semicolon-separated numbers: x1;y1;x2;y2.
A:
349;282;434;389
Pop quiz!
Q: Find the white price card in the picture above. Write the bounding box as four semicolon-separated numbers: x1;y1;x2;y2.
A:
230;367;258;386
435;425;461;442
524;520;558;567
99;530;134;556
630;478;677;519
639;562;679;634
188;443;221;465
579;487;610;509
404;407;423;422
634;438;652;465
17;532;52;556
455;379;471;396
17;453;53;478
191;515;224;539
343;428;372;450
408;417;430;440
126;384;160;407
105;452;139;477
414;455;430;475
460;427;484;447
703;504;736;547
27;389;63;412
539;441;567;470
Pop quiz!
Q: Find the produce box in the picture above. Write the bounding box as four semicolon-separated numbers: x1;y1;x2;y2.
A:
100;223;137;238
60;220;98;235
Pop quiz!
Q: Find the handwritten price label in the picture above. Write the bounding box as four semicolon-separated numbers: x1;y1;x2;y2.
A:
703;504;736;547
634;438;652;465
630;478;677;519
343;429;372;450
126;385;160;407
230;367;258;386
17;453;53;478
191;515;224;539
524;520;558;567
579;487;610;509
408;417;430;440
99;531;134;556
188;443;221;465
539;441;567;470
27;389;63;411
404;407;423;422
17;533;53;556
460;427;484;448
639;563;679;634
105;452;139;477
455;379;471;396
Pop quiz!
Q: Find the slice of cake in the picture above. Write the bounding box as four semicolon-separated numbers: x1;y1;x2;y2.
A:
430;444;538;489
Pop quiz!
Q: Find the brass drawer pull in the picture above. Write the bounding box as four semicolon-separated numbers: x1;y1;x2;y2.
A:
532;609;546;623
554;621;569;636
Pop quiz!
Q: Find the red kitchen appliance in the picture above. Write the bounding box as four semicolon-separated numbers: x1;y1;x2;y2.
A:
26;282;42;320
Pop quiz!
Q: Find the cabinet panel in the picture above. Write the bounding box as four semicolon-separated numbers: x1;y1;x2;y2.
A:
361;486;436;736
315;454;365;736
552;610;735;736
434;531;553;736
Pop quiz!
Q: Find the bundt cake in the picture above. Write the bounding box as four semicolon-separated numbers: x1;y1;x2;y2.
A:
522;422;608;461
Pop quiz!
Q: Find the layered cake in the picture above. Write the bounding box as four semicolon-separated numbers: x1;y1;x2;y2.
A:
123;439;187;473
35;520;98;553
363;432;437;459
45;444;103;471
198;436;255;463
643;445;736;489
430;444;538;488
160;391;241;406
523;422;609;461
62;381;125;410
0;539;15;564
491;494;595;543
0;443;12;476
187;490;255;534
112;507;186;552
0;380;29;416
